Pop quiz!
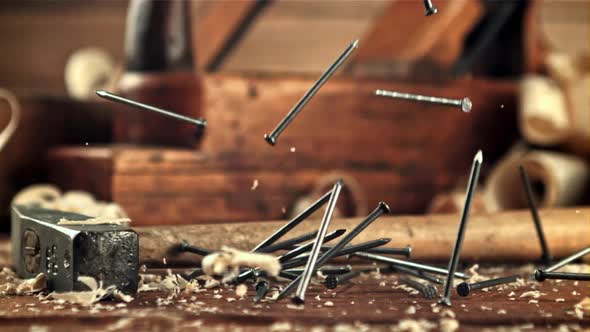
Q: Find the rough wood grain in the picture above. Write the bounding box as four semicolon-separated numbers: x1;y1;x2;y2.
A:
136;207;590;266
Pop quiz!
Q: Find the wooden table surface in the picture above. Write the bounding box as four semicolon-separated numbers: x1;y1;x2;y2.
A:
0;264;588;331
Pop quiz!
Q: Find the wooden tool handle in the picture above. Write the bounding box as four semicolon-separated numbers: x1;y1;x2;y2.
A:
137;207;590;266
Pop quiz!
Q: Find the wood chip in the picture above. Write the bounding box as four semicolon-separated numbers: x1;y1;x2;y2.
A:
57;217;131;226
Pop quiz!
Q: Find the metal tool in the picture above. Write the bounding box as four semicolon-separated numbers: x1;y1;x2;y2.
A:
353;252;469;279
400;276;438;299
456;274;519;297
363;245;412;258
440;150;483;306
279;201;390;303
375;89;472;113
96;90;207;128
290;180;343;304
423;0;438;16
519;165;552;265
264;40;358;146
534;270;590;282
324;267;376;289
12;205;139;294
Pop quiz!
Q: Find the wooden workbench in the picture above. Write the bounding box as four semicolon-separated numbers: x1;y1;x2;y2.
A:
0;263;587;331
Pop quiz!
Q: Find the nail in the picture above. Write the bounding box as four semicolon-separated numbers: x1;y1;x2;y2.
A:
400;276;438;299
324;267;376;289
96;90;207;127
293;239;391;262
519;165;552;265
457;274;519;297
375;89;471;113
440;150;483;306
423;0;438;15
280;201;390;303
253;190;333;252
264;40;359;146
353;252;469;279
237;229;346;283
289;180;344;304
253;279;269;303
177;240;212;256
364;245;412;258
287;265;353;276
541;247;590;274
257;230;320;253
279;229;346;263
391;265;444;285
534;269;590;282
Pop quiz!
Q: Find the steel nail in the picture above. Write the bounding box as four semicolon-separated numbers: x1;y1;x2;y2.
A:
456;274;519;297
534;269;590;282
439;150;483;306
375;89;471;113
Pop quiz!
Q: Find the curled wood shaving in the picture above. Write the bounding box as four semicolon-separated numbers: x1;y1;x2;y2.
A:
202;246;280;281
0;272;46;296
58;217;131;226
439;318;459;332
573;297;590;319
405;305;417;314
235;284;248;299
391;319;437;331
13;185;127;219
47;276;116;306
520;290;546;299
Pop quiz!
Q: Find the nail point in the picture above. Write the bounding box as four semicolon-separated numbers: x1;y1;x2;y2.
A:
425;7;438;16
474;150;483;163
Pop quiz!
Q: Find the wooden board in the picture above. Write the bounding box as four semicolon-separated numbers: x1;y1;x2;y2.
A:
0;263;587;331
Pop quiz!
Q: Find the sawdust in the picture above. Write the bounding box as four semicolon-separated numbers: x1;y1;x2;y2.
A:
201;247;280;282
235;284;248;299
13;185;127;219
573;297;590;319
251;179;259;190
0;271;46;296
390;319;437;331
520;290;546;299
46;276;131;306
323;301;334;307
439;318;459;332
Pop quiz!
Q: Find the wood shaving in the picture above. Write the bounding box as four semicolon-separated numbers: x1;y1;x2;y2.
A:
439;318;459;332
235;284;248;299
57;216;131;226
467;264;487;283
528;299;538;304
497;309;507;314
440;309;455;318
251;179;259;190
202;247;280;281
270;321;292;331
390;319;436;331
286;304;304;310
0;272;46;296
47;276;118;306
405;305;417;314
13;186;127;219
480;305;492;311
520;290;545;299
324;301;334;307
573;297;590;319
556;298;566;302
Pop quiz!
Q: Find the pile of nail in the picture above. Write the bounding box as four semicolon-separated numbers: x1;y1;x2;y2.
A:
98;31;589;307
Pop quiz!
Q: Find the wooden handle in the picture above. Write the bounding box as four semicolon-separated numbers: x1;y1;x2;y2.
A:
137;207;590;266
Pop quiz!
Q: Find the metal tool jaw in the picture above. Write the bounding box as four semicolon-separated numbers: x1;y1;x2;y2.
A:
11;205;139;294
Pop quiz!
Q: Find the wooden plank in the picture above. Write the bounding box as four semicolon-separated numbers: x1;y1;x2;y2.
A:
200;75;517;172
350;0;483;81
